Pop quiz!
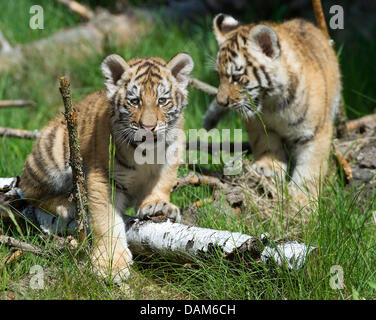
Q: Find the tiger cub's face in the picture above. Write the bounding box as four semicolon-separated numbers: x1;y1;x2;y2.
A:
213;14;286;118
101;54;194;146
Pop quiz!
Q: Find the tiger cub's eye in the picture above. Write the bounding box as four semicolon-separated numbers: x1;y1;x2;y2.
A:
158;98;168;106
128;98;139;106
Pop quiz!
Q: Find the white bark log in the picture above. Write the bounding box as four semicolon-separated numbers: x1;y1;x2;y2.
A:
1;178;317;270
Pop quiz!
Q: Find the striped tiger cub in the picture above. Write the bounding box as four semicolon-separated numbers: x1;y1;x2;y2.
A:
205;7;341;203
20;53;194;281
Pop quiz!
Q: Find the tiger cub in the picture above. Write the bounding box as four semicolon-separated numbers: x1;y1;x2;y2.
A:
207;14;341;202
20;53;194;281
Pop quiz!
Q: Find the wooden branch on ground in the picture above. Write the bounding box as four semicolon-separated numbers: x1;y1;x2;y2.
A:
186;141;251;154
0;235;44;255
124;215;317;269
0;100;36;108
346;112;376;132
57;0;94;20
59;77;89;244
0;10;152;74
0;127;40;139
174;172;227;191
1;178;317;271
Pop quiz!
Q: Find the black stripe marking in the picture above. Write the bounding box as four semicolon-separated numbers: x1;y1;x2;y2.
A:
293;134;315;146
252;67;261;86
260;66;272;87
24;160;44;185
149;72;162;80
227;48;238;58
135;68;151;81
129;60;142;67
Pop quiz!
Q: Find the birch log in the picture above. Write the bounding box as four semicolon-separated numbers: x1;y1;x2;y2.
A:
0;177;317;271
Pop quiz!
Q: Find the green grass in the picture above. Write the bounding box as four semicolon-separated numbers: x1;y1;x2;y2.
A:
1;1;376;300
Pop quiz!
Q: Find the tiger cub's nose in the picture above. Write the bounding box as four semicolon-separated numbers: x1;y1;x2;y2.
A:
139;120;156;131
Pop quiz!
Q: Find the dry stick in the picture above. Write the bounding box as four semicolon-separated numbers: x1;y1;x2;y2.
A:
332;144;353;181
312;0;330;40
59;77;89;244
0;178;317;270
346;113;376;132
0;100;36;108
57;0;94;20
189;77;218;96
0;127;40;139
174;172;227;191
0;235;44;255
186;141;251;155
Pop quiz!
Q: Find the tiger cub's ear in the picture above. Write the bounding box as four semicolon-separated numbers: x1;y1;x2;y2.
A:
101;54;129;97
213;13;240;45
248;25;280;60
167;53;194;89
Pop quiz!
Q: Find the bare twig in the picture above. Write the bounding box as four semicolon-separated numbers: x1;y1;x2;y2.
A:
0;249;22;266
0;100;36;108
59;77;89;244
189;77;218;96
187;164;224;179
0;235;44;255
186;141;251;154
312;0;330;39
0;127;40;139
57;0;94;20
174;172;227;191
332;144;353;181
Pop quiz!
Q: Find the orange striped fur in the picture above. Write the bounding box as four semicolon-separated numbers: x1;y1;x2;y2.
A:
20;53;194;281
209;14;341;203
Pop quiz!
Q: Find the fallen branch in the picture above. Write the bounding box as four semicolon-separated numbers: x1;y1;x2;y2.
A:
0;127;40;139
124;216;316;269
57;0;94;20
174;172;227;191
0;10;152;74
0;235;44;255
186;141;251;155
0;177;316;271
59;77;89;244
346;112;376;132
0;100;36;108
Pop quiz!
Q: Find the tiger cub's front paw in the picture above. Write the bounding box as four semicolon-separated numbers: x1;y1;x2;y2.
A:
252;156;286;179
137;201;181;223
92;245;133;284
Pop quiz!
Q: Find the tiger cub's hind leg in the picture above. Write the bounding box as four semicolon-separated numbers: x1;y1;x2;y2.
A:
289;124;332;205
